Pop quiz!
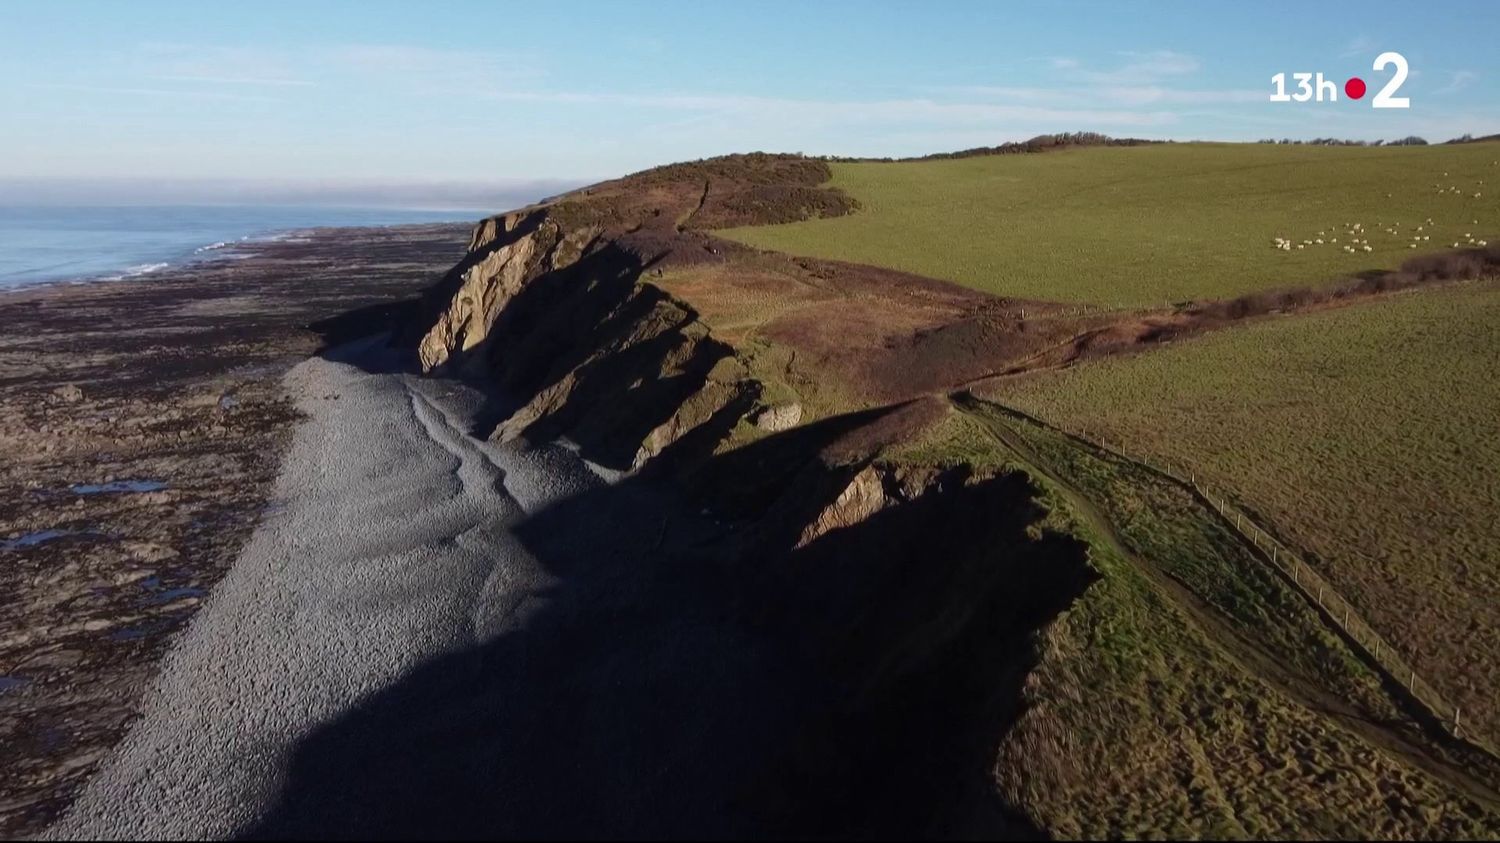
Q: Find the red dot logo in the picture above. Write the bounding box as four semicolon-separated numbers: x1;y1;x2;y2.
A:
1345;77;1367;99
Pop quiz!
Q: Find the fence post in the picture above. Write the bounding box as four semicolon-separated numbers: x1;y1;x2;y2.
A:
1317;585;1323;606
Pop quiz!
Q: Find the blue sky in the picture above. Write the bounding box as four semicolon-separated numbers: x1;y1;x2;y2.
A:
3;0;1498;205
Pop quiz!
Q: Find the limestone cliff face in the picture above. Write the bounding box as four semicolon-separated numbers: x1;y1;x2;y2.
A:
405;155;863;474
795;465;889;548
415;210;604;374
408;214;767;473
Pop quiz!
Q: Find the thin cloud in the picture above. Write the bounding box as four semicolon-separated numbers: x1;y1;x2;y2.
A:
920;85;1087;103
1073;50;1201;85
128;42;536;92
937;82;1262;108
1340;35;1378;59
27;82;283;103
480;89;1178;128
325;44;506;75
1434;70;1478;95
1097;85;1264;106
153;74;316;87
134;43;310;87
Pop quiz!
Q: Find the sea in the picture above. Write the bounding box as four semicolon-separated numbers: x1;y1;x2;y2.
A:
0;205;476;290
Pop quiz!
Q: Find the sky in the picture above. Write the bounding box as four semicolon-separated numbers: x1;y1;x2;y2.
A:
2;0;1498;207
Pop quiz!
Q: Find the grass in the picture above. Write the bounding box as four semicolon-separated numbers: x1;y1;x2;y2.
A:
907;411;1499;838
994;278;1500;744
965;402;1382;701
719;142;1500;305
1006;497;1497;839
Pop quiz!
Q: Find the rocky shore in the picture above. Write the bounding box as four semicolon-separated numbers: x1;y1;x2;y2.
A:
0;223;469;836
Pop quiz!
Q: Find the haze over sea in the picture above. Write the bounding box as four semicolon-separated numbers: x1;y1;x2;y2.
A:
0;205;473;290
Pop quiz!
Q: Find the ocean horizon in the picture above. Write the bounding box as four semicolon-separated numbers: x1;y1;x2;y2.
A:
0;204;481;290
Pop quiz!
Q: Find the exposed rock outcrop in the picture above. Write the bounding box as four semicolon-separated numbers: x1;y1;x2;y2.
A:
795;464;888;548
405;154;863;472
753;402;802;432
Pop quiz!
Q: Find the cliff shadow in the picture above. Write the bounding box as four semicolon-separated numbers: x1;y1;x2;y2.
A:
308;298;426;359
445;241;743;474
457;242;672;447
240;429;1093;840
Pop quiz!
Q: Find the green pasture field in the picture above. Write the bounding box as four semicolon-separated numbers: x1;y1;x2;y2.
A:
887;409;1490;838
993;279;1500;742
719;141;1500;305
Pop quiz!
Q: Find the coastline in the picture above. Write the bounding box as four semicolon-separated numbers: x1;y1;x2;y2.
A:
0;221;471;836
43;343;603;838
0;205;475;293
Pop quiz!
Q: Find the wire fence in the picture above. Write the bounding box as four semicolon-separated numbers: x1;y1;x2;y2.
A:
987;401;1489;754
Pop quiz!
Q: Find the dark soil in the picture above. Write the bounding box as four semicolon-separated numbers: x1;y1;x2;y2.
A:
0;223;469;837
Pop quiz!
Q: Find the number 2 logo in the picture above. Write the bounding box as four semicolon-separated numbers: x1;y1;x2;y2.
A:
1372;52;1409;109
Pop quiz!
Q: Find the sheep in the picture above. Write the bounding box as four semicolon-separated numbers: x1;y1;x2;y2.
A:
1362;245;1373;252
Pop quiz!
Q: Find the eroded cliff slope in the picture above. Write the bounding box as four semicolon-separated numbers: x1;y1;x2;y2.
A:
398;153;1500;837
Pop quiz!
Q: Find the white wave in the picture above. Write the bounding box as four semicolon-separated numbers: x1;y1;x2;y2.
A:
260;231;313;244
105;262;171;281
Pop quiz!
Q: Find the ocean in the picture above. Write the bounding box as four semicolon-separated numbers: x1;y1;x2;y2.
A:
0;205;476;290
